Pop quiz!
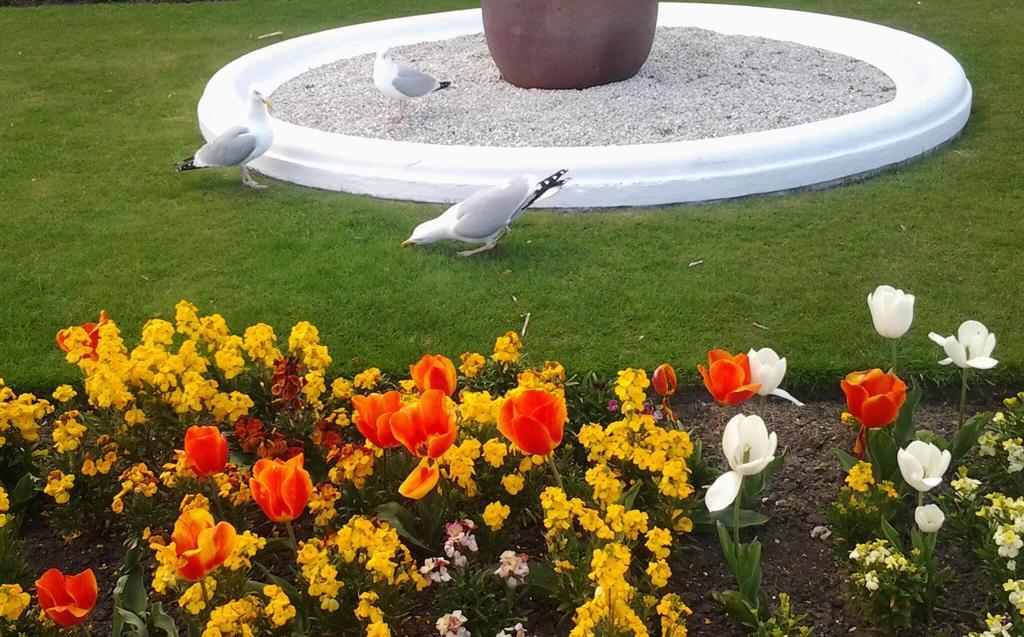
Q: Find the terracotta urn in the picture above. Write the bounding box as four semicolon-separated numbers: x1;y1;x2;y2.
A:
481;0;660;90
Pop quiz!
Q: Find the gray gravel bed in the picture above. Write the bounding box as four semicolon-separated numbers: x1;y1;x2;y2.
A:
270;27;895;147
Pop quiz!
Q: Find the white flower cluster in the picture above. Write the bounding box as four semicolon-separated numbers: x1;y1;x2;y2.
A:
951;469;983;502
444;519;479;568
496;623;528;637
849;539;913;592
436;610;470;637
494;550;530;588
420;557;453;584
966;613;1013;637
978;493;1024;569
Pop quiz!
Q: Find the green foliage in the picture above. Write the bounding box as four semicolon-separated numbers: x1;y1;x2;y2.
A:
113;540;180;637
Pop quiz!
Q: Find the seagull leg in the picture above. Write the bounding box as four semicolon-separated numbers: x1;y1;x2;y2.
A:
240;166;267;190
458;241;499;258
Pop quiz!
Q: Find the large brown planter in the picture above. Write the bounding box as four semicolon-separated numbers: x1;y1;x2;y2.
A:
481;0;659;90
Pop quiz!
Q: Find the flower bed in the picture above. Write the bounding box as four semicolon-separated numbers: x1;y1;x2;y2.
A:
0;292;1017;636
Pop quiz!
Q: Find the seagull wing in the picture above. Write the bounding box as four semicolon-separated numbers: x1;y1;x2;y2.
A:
392;66;442;98
452;178;533;240
194;126;258;167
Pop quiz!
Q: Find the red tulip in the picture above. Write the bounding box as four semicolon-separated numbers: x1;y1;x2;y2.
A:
390;390;457;459
652;363;677;396
409;354;458;396
841;369;908;457
55;310;109;360
498;389;568;456
352;391;403;449
250;453;313;523
697;350;761;405
183;425;228;478
35;568;98;627
170;508;237;581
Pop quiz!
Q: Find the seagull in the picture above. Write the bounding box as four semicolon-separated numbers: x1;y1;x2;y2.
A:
402;170;570;257
177;88;274;189
373;48;452;124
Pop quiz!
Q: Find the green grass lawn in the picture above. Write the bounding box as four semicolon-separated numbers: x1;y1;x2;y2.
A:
0;0;1022;393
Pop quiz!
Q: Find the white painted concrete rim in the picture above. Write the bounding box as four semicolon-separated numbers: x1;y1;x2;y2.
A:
196;3;972;208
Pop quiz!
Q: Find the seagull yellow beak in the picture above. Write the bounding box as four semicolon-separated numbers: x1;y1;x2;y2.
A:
261;96;273;109
401;240;412;248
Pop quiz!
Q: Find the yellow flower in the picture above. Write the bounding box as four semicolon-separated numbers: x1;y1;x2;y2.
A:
502;473;525;496
483;501;511;531
331;377;353;401
44;470;75;505
262;585;296;627
179;578;217;615
224;531;266;571
491;331;522;365
646;559;671;588
52;385;77;403
845;461;875;493
459;352;486;377
0;584;31;622
52;411;87;453
124;407;146;427
202;596;261;637
482;438;508;468
242;323;282;368
354;368;382;390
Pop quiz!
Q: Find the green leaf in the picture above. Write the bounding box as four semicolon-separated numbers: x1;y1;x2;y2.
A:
736;539;763;603
150;603;179;637
712;590;759;629
693;508;769;533
11;472;36;508
620;480;642;511
833;449;860;472
116;608;150;637
375;502;429;550
950;414;987;465
880;516;903;551
716;521;739;572
867;428;899;482
115;563;148;616
915;430;947;450
891;384;922;448
525;561;561;595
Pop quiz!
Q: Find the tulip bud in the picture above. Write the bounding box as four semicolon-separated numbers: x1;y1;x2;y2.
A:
867;285;914;339
915;504;945;533
652;364;677;397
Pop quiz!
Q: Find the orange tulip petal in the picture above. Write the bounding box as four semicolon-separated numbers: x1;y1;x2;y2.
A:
399;459;440;499
65;569;98;611
860;395;900;428
510;415;555;456
724;383;761;406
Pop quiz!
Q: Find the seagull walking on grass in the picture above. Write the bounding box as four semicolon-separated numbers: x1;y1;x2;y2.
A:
402;170;570;257
374;48;452;124
177;88;274;189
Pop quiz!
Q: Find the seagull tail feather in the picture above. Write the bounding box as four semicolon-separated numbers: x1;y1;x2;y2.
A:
176;157;203;172
524;169;570;209
435;81;453;92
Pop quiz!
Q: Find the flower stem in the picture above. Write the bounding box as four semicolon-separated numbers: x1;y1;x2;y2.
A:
733;476;744;547
207;478;225;521
284;519;299;553
759;395;767;419
958;368;969;428
198;576;212;611
547;454;565;491
890;339;899;375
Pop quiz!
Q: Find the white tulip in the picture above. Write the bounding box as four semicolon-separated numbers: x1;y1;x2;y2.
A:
928;320;998;370
706;414;778;512
748;348;804;406
914;504;945;533
868;285;915;339
897;440;951;493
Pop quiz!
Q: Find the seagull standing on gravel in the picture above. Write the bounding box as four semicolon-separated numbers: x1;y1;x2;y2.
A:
177;88;274;189
373;48;452;124
402;170;570;257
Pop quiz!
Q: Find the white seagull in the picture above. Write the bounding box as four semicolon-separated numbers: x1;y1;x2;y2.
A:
402;170;570;257
177;88;274;189
373;48;452;124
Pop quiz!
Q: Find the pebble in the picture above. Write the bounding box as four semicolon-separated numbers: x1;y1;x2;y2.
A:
810;525;832;540
271;27;895;147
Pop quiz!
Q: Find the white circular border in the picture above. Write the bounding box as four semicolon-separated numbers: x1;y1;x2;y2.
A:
197;3;972;208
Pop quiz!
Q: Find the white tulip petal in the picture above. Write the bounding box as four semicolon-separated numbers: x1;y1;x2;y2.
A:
722;415;742;467
928;332;947;347
983;332;997;358
706;471;743;512
945;340;969;368
735;455;774;477
937;357;953;366
771;387;804;407
915;504;945;533
968;356;999;369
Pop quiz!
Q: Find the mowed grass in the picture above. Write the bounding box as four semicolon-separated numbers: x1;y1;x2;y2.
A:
0;0;1022;393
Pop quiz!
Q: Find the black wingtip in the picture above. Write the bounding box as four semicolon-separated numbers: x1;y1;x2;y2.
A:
176;157;198;172
437;81;453;91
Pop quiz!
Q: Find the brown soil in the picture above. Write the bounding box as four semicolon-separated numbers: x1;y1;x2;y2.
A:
16;398;996;636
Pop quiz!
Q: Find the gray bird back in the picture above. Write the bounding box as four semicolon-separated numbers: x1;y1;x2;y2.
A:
452;178;532;239
196;126;257;167
392;66;440;98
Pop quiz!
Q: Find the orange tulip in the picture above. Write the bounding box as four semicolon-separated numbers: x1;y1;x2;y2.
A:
352;391;403;449
697;350;761;405
652;363;677;396
410;354;458;396
250;453;313;523
183;425;228;478
498;389;568;456
170;508;237;581
35;568;97;627
399;457;440;500
55;310;109;360
841;369;908;457
390;389;457;459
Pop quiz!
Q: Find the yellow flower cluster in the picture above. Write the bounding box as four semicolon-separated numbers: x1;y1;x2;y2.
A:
202;595;260;637
296;539;343;611
52;410;87;453
845;461;875;492
491;331;522;365
331;377;354;401
483;501;511;531
328;445;376;489
288;321;331;373
242;323;282;368
308;483;341;527
179;578;217;615
540;486;651;545
353;368;382;390
224;531;266;571
440;439;481;496
355;591;392;636
0;583;31;622
44;470;74;504
656;593;692;637
0;379;53;447
459;352;486;377
262;585;296;627
570;543;649;637
482;438;508;468
578;413;695;504
333;516;426;589
0;485;9;528
52;384;77;403
111;463;158;513
615;368;650;413
585;463;624;506
458;391;501;426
